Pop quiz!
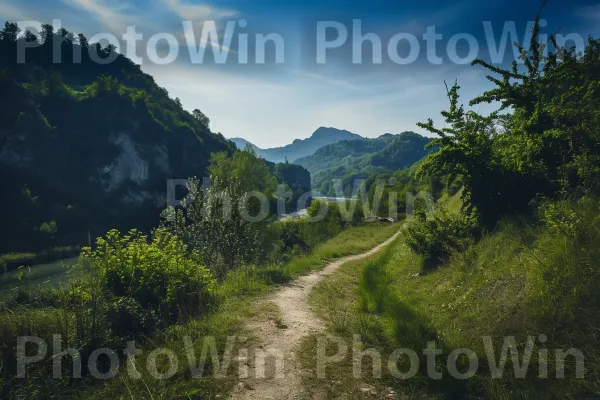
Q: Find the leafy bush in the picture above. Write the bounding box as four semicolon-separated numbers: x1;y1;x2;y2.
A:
404;210;476;268
80;227;215;328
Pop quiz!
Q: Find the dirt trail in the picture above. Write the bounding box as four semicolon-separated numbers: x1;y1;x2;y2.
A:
229;229;402;400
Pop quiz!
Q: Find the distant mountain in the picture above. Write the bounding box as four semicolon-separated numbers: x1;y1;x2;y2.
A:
230;127;363;163
294;132;432;196
229;137;260;152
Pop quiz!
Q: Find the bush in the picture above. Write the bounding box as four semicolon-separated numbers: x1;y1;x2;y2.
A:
80;227;215;328
404;210;476;269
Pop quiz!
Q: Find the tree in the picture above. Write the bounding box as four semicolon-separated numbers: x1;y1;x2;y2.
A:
161;150;278;278
192;108;210;130
40;24;54;44
0;22;20;42
77;33;89;48
209;148;277;197
24;30;38;43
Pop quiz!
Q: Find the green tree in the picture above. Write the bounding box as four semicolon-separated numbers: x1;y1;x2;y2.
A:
193;108;210;130
77;33;89;48
0;22;20;42
162;149;277;278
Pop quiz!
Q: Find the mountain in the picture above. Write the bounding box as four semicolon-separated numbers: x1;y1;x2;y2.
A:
0;23;236;253
229;137;260;152
230;127;363;163
294;132;432;196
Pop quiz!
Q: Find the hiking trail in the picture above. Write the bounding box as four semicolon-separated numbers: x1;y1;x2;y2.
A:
229;230;402;400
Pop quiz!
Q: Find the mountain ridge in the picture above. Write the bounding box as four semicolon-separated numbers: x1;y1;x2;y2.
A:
230;127;363;163
294;131;433;195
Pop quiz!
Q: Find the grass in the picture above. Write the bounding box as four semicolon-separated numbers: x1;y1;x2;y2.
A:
0;246;81;272
13;221;400;399
284;222;401;278
91;223;399;399
0;257;79;292
298;211;600;399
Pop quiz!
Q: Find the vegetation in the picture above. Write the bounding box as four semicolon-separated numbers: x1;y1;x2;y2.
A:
295;131;432;196
298;14;600;400
0;220;399;398
0;21;237;256
2;5;599;399
0;21;311;268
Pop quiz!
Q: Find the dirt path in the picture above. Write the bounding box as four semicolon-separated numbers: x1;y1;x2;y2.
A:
229;229;402;400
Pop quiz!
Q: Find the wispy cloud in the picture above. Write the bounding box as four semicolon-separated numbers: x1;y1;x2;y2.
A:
293;70;370;92
576;4;600;21
62;0;136;32
160;0;237;20
2;3;30;21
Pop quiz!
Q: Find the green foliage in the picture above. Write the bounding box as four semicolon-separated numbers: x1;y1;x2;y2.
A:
209;148;277;196
417;18;600;227
0;21;236;256
273;161;311;213
164;179;272;279
295;132;432;196
192;108;210;130
80;228;215;327
38;220;57;235
404;210;476;268
161;148;316;277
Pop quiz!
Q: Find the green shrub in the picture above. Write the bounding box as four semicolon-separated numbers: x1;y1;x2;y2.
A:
404;210;476;268
80;227;216;327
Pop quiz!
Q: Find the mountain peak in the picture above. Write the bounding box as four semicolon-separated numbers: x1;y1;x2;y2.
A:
230;127;363;163
311;127;358;139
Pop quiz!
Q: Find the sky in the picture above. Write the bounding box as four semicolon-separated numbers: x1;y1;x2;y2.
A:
2;0;600;147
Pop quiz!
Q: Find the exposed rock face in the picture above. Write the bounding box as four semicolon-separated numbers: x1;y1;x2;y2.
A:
0;77;234;252
100;133;150;192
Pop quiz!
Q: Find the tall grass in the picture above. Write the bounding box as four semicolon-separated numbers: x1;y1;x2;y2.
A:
301;198;600;399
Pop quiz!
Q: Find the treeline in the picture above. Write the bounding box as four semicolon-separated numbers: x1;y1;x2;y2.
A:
406;16;600;265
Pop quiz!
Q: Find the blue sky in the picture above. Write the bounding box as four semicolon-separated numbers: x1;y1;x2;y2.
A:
3;0;600;147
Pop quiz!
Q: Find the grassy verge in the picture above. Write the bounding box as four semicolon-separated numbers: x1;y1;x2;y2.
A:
299;218;600;399
74;222;401;399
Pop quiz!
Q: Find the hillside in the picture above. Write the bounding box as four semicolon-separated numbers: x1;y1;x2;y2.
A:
230;127;363;163
0;23;239;253
294;131;432;196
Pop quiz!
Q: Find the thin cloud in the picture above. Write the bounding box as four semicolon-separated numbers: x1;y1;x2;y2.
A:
161;0;237;20
62;0;136;32
293;70;370;92
2;3;30;21
576;4;600;21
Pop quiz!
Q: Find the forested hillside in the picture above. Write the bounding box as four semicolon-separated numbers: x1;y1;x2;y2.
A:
0;22;311;259
0;22;238;255
295;131;432;196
